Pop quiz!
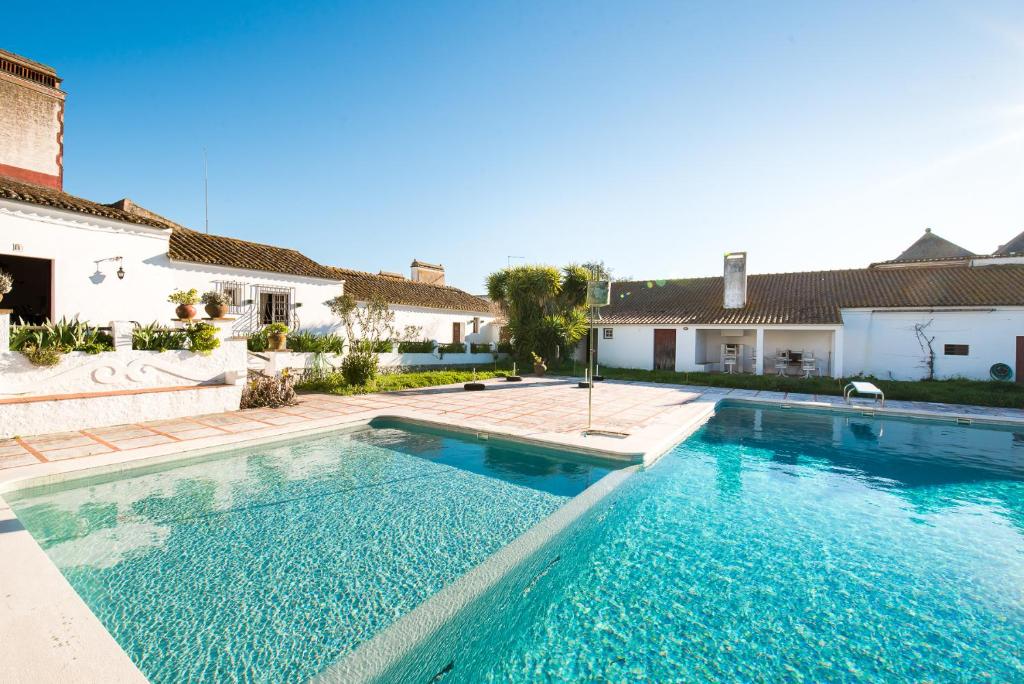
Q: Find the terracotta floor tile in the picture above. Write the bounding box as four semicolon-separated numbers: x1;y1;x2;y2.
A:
41;443;115;460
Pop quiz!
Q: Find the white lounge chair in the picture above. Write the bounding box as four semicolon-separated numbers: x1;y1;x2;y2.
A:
844;381;885;407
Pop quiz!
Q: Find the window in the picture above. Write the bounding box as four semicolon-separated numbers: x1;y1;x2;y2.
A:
944;344;969;356
603;328;614;339
215;281;245;311
260;292;290;325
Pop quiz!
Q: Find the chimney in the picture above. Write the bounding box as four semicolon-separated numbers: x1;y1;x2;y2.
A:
410;259;445;286
723;252;747;309
0;49;65;189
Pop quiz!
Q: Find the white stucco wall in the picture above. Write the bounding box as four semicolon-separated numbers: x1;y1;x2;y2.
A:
169;261;343;333
0;200;174;323
841;308;1024;381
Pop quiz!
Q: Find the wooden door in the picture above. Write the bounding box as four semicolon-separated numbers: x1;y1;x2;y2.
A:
1017;336;1024;384
452;322;462;343
653;329;676;371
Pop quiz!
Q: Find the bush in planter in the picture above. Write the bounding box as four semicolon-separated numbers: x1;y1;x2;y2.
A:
201;290;231;318
341;351;378;386
438;342;466;356
240;370;297;409
397;340;434;353
132;322;188;351
10;317;114;365
288;330;346;354
169;288;200;319
352;339;393;354
470;343;492;354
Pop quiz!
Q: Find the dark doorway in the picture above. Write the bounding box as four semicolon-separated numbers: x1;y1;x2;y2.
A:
0;254;51;324
1016;336;1024;384
653;328;676;370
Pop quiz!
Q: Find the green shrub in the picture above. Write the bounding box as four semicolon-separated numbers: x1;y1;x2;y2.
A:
264;322;289;335
168;288;200;305
352;339;393;353
397;340;435;353
287;330;346;353
9;317;114;364
23;345;63;367
133;322;188;351
247;328;268;352
341;352;378;386
184;322;220;354
470;343;493;354
438;342;466;355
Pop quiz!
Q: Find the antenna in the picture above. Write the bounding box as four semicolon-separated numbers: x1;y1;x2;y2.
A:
203;148;209;234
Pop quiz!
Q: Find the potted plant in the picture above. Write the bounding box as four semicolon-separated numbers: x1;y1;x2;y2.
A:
531;351;547;377
201;290;231;318
168;288;200;320
265;322;289;351
0;270;11;304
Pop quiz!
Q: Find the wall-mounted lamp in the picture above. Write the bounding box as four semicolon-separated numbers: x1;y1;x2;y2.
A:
92;256;125;283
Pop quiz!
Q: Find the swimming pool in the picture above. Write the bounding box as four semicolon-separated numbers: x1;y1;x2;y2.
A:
364;404;1024;682
6;421;614;683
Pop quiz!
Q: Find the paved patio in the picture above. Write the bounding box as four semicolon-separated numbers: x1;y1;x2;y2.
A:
3;376;1022;473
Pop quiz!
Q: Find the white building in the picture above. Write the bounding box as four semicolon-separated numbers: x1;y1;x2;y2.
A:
590;234;1024;382
0;50;497;346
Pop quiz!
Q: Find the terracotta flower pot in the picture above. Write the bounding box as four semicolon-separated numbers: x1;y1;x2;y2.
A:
205;303;229;319
268;332;287;351
175;304;197;320
533;362;547;377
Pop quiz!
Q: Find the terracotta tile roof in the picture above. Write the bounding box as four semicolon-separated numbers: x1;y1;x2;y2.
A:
168;227;342;280
0;176;491;310
599;265;1024;325
0;176;172;230
327;267;492;313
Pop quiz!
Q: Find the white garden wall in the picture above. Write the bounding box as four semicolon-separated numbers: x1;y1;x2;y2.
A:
0;341;247;399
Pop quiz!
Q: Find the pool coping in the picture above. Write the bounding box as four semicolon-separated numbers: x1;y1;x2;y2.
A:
1;382;1021;683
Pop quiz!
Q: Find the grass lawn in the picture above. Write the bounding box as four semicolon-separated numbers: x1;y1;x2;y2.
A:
296;368;510;396
554;365;1024;409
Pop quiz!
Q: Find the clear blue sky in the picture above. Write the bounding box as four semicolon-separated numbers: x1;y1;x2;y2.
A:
5;2;1024;290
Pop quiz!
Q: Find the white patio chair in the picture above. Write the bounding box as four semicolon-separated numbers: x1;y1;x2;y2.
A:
774;350;789;376
801;353;818;378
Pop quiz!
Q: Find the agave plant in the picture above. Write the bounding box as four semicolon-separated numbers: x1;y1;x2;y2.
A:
132;322;188;352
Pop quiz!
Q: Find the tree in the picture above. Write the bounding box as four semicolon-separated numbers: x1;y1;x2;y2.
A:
323;293;398;385
324;293;397;352
486;264;590;363
580;260;630;282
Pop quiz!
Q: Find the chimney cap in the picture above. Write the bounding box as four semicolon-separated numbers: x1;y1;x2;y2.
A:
411;259;444;270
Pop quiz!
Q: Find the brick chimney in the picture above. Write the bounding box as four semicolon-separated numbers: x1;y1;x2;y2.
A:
723;252;747;309
0;49;65;189
410;259;445;286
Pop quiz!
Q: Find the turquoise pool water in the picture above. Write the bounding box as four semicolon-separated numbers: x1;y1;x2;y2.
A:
392;405;1024;682
6;423;612;683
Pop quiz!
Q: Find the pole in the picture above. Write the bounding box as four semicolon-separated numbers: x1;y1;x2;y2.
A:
588;303;595;432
